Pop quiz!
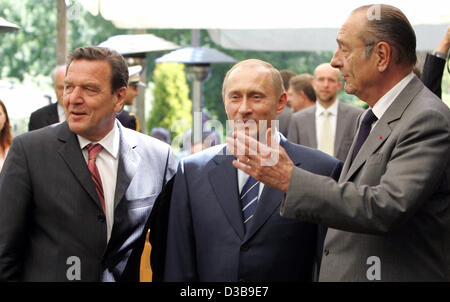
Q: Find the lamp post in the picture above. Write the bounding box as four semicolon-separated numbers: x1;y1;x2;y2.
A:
155;47;236;145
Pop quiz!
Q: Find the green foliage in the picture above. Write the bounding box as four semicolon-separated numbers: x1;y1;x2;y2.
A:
147;63;192;141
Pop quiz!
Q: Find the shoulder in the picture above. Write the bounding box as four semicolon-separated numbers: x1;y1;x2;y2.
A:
338;101;364;115
291;105;316;121
30;103;57;117
121;125;170;154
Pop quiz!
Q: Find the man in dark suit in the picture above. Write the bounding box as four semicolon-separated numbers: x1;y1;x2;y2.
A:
288;63;363;161
0;46;176;281
117;65;144;131
229;5;450;281
28;65;66;131
421;25;449;98
164;59;342;282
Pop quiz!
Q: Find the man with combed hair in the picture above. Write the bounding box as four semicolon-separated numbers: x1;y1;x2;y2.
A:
0;46;176;281
228;5;450;281
28;65;66;131
288;63;363;161
164;59;342;282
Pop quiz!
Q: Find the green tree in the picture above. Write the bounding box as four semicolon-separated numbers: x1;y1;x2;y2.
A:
148;62;192;144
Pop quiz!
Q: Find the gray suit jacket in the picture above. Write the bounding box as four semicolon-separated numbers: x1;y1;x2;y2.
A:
0;121;176;281
281;76;450;281
276;106;293;138
288;102;363;161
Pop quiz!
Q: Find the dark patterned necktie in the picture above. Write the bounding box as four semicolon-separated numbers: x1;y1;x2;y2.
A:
351;109;378;162
86;143;105;213
240;176;260;233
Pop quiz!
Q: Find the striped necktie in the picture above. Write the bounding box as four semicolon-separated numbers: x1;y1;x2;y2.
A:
86;143;105;213
240;176;260;233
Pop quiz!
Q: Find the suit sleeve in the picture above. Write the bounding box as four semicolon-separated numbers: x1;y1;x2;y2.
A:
28;113;38;132
163;161;198;281
281;109;450;235
0;137;33;280
287;119;300;144
421;53;446;99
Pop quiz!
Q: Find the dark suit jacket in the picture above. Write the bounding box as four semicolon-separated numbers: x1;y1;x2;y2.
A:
0;121;177;281
421;53;446;98
117;110;138;131
282;76;450;281
28;103;59;131
288;102;363;161
164;136;342;282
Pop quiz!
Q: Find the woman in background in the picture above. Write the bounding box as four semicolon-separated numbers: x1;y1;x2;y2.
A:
0;100;12;172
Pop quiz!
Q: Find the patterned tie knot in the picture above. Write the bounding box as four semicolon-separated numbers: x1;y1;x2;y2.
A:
86;143;103;161
362;109;378;126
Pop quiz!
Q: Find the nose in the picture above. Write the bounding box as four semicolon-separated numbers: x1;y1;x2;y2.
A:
65;86;84;106
330;49;342;69
238;97;252;117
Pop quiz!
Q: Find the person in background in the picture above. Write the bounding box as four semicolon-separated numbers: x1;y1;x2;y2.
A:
421;25;449;98
0;100;12;172
288;63;363;161
28;65;66;131
117;65;145;131
286;73;316;112
151;127;171;145
276;69;295;137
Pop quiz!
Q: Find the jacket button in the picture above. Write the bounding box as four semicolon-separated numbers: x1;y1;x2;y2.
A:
241;244;249;252
324;249;330;256
97;215;106;223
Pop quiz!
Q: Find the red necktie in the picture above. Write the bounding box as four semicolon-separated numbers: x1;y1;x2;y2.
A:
86;143;105;213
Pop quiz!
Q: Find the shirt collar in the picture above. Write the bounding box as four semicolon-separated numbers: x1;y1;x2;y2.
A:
371;72;414;119
316;99;339;118
77;122;120;159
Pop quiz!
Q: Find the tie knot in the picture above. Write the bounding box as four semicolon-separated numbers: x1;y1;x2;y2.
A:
86;143;103;161
323;110;330;118
361;109;378;125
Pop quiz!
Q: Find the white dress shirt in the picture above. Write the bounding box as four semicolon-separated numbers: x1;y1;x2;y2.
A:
370;72;415;128
315;100;339;146
57;103;66;123
78;123;120;243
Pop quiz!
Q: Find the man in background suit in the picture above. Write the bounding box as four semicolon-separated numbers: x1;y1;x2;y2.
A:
164;59;342;282
117;65;144;131
0;46;176;281
286;73;316;112
275;69;295;137
421;25;449;98
288;63;363;161
28;65;66;131
229;5;450;281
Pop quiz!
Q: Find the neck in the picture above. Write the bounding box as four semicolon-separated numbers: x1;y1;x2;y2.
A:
362;66;412;107
318;98;336;109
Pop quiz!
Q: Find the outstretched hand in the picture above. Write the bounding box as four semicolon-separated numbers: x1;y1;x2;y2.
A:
226;128;294;193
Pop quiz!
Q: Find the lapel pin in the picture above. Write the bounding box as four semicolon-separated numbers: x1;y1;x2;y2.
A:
379;136;383;140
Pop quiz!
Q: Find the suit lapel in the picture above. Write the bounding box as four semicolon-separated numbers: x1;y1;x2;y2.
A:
56;122;104;212
244;137;302;242
208;147;245;240
334;102;347;156
343;76;423;182
308;107;318;148
113;124;140;209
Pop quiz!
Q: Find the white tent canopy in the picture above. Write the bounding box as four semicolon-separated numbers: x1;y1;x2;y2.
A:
77;0;449;51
